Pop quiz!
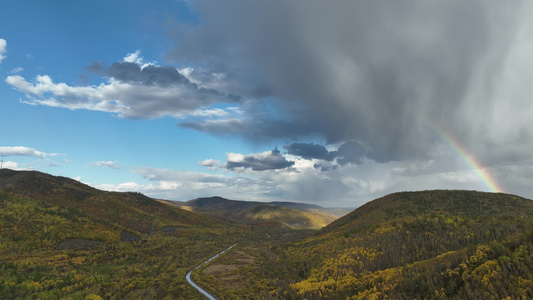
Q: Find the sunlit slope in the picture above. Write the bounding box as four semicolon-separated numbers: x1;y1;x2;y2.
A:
0;191;122;255
0;169;222;233
286;190;533;299
180;196;345;229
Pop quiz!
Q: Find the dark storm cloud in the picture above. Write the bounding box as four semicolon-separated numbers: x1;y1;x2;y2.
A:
106;62;190;87
180;113;321;141
166;0;525;163
285;143;336;161
337;141;367;166
225;148;295;171
89;61;199;88
313;163;338;172
85;61;106;73
180;118;249;134
284;141;366;170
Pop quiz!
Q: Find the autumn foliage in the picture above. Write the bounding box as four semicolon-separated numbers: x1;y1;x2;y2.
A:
2;169;533;299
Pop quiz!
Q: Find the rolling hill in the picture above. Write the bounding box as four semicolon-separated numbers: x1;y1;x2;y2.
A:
276;190;533;299
152;189;533;299
173;196;350;229
0;169;222;233
0;169;247;299
5;169;533;299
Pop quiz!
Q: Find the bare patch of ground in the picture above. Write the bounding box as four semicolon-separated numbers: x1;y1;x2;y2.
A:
203;264;240;276
201;248;257;290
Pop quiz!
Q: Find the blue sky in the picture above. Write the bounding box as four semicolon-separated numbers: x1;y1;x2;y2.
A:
2;1;533;207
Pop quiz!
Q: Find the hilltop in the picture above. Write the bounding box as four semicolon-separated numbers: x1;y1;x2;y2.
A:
0;169;221;233
324;189;533;234
173;196;349;229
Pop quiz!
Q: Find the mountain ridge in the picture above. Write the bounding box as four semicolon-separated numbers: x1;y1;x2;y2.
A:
180;195;348;211
173;195;350;229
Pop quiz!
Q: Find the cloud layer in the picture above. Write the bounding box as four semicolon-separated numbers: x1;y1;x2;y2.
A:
5;2;533;205
7;2;532;166
5;52;239;119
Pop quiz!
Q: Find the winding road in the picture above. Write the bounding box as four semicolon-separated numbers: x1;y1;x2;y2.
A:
186;243;237;299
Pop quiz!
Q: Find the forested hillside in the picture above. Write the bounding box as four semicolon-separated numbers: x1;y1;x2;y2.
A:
0;169;254;299
3;169;533;299
269;191;533;299
0;169;221;232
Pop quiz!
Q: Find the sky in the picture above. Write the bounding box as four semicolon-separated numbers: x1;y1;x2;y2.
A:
1;0;533;208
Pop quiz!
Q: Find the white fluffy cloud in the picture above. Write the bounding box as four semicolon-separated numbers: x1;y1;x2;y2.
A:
88;161;120;169
6;74;204;118
0;146;50;158
0;160;19;169
198;159;221;171
108;167;275;202
10;67;23;74
0;38;6;63
5;51;239;119
0;146;66;171
86;148;533;208
123;50;156;70
123;50;144;65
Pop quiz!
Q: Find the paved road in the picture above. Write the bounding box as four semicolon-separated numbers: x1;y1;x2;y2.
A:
186;243;237;299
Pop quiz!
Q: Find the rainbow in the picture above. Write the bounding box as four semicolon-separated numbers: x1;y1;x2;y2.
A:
426;120;504;193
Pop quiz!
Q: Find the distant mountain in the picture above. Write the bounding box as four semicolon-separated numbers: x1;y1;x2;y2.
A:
261;201;325;211
280;190;533;299
184;196;258;210
172;196;349;229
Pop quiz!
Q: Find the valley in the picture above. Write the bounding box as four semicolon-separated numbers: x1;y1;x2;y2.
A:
2;169;533;299
3;2;533;299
